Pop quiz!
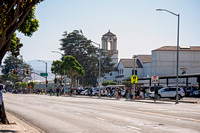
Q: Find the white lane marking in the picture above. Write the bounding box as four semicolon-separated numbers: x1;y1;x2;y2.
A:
127;125;141;130
96;117;105;121
75;113;82;115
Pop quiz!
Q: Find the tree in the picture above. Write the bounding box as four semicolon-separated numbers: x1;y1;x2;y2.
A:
0;0;43;64
51;60;63;76
122;81;132;88
59;30;114;87
61;55;85;89
14;82;21;90
1;54;32;82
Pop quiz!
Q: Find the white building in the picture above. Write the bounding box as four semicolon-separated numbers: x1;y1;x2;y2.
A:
104;45;200;86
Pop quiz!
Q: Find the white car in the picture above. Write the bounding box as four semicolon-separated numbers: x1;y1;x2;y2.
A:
150;87;185;100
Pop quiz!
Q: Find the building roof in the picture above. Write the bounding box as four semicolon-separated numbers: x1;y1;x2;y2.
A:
138;55;152;64
152;46;200;52
119;59;143;68
103;30;116;37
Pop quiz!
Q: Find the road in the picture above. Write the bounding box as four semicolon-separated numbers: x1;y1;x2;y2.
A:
3;93;200;133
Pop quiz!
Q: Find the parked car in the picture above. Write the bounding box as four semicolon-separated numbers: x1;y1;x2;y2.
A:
193;89;200;96
185;86;199;97
150;87;185;100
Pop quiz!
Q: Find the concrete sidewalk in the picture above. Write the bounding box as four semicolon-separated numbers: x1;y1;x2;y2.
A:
0;112;43;133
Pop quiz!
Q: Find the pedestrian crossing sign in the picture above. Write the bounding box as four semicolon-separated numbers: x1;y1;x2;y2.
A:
131;74;138;83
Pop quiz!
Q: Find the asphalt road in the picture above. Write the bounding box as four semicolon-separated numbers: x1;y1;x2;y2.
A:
3;93;200;133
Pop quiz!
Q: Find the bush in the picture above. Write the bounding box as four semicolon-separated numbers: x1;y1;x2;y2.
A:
102;80;117;86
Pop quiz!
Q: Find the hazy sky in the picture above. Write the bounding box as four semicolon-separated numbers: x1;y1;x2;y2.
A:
10;0;200;62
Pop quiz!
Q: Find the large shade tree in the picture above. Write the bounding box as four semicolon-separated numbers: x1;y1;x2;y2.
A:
0;0;43;124
0;0;43;64
60;30;114;87
61;55;85;89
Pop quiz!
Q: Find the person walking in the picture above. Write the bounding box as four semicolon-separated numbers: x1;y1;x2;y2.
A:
107;88;110;97
118;88;121;99
115;88;118;99
49;88;53;96
110;88;113;98
56;87;59;97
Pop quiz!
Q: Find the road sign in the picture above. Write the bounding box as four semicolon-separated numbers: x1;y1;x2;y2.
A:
131;74;138;83
151;76;159;84
40;73;48;76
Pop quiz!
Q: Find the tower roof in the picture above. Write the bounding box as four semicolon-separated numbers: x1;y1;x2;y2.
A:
103;30;116;37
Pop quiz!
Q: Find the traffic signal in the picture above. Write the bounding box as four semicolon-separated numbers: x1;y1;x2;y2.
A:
13;70;16;75
26;69;29;74
46;80;48;84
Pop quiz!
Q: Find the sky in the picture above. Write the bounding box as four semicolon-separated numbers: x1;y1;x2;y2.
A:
7;0;200;62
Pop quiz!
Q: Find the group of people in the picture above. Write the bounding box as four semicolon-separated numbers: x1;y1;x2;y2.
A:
126;87;146;100
106;88;122;99
49;87;77;97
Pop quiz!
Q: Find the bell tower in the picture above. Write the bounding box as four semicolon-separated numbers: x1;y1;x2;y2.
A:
101;30;118;67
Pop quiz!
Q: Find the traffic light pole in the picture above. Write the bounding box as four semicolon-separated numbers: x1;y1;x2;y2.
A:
38;60;48;94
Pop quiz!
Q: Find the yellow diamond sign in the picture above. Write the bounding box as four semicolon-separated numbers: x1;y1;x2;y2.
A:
131;74;138;83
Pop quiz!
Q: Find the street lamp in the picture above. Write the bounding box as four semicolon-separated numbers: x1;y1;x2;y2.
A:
51;51;66;96
91;41;101;98
156;9;180;104
37;60;48;94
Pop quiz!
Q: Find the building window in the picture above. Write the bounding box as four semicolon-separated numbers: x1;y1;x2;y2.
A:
132;70;137;75
122;69;123;74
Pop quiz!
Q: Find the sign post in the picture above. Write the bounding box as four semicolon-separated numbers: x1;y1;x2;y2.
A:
131;74;138;100
151;76;159;102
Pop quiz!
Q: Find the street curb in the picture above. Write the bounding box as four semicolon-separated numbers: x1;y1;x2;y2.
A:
0;111;45;133
63;95;199;104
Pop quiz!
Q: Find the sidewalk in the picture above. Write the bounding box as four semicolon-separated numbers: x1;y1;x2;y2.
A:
0;112;43;133
69;95;199;104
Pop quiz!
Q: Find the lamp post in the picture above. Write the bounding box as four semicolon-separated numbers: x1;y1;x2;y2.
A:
52;51;66;96
156;9;180;104
132;55;137;100
37;60;48;94
91;41;101;98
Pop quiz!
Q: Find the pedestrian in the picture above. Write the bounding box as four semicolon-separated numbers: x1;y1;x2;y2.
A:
90;88;93;96
115;88;118;99
140;88;143;99
110;88;113;98
118;88;121;99
49;88;53;96
56;87;59;97
126;88;130;100
107;88;110;97
143;88;146;98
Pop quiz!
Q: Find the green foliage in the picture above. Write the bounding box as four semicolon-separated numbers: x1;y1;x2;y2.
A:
61;55;85;77
1;55;32;82
21;82;28;88
51;60;63;76
60;55;85;88
15;82;21;89
28;81;36;89
122;81;132;87
102;80;117;86
18;6;39;37
0;1;43;64
59;30;114;87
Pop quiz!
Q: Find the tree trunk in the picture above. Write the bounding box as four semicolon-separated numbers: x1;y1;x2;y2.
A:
0;40;11;65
